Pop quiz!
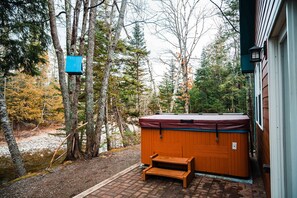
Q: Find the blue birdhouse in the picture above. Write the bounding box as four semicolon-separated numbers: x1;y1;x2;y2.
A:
65;56;83;75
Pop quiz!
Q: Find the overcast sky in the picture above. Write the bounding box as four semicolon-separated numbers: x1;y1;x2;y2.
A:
127;0;222;83
50;0;222;83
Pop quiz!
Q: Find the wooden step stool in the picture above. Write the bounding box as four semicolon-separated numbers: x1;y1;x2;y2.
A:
142;154;195;188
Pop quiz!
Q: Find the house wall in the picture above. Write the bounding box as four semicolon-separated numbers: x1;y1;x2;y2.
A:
255;0;282;45
254;0;282;197
255;58;271;198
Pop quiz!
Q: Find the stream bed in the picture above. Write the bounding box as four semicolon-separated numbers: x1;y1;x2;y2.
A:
0;149;65;185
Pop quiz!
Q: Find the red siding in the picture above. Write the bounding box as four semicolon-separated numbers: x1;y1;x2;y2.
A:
258;59;271;197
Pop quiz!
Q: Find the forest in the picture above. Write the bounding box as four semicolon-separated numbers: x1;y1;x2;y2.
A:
0;0;251;179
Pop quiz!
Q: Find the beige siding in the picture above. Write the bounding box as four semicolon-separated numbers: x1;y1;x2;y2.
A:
256;0;282;45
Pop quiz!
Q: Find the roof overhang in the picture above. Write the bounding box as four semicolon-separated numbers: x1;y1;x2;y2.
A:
239;0;256;73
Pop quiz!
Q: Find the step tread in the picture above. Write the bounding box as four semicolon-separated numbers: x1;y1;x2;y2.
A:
152;156;191;165
145;167;188;179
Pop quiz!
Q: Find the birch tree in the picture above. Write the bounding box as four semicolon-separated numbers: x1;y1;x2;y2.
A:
155;0;209;113
92;0;128;157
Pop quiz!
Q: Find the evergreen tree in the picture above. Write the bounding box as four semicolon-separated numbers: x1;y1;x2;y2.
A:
0;1;49;76
190;29;246;113
159;75;174;112
120;22;149;116
158;60;175;112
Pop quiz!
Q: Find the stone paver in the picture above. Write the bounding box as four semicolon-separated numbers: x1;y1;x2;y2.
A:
82;166;266;198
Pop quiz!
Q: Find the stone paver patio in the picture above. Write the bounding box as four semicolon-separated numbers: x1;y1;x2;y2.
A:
75;159;266;198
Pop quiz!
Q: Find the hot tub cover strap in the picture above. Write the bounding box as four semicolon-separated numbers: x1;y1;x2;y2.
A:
216;124;219;141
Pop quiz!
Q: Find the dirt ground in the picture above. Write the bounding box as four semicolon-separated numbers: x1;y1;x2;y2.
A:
0;145;141;198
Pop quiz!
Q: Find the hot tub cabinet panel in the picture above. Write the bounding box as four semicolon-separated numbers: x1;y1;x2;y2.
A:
140;115;250;178
141;129;184;165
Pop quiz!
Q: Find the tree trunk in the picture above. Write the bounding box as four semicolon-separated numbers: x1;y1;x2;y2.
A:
136;56;140;114
147;60;162;113
78;0;89;152
94;0;128;156
70;0;83;53
170;65;181;113
48;0;73;159
65;0;72;54
85;0;99;158
67;74;82;160
113;102;129;147
104;99;111;151
0;83;26;177
66;0;87;160
182;58;189;114
79;0;90;55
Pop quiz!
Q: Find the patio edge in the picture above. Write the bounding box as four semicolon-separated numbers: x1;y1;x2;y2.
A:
73;162;141;198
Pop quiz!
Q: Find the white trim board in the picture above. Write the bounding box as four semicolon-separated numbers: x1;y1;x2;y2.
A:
268;1;297;197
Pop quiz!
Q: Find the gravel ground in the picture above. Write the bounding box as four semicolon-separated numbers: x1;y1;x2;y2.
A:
0;145;141;198
0;132;66;156
0;127;141;198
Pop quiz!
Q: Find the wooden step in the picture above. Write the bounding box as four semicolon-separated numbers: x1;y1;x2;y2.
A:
145;167;187;180
152;156;190;165
142;154;195;188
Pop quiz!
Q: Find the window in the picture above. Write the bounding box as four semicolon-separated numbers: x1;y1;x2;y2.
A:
255;62;263;128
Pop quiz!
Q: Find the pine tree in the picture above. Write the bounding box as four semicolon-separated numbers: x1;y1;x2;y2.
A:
121;22;149;117
190;30;246;113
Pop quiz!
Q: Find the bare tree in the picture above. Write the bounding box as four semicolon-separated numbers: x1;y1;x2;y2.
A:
93;0;128;157
155;0;209;113
48;0;101;159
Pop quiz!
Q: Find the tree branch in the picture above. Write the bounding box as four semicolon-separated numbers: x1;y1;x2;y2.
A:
124;15;158;27
42;0;105;23
56;11;66;18
209;0;239;33
114;0;130;38
88;0;105;10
